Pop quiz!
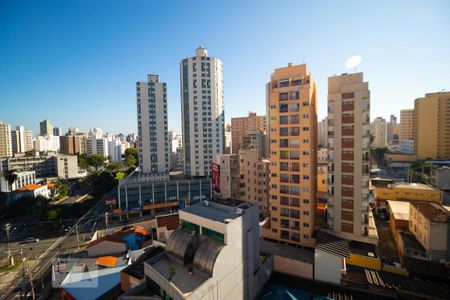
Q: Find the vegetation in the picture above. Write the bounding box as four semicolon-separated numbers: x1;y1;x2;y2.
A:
124;148;138;168
54;181;69;200
371;147;389;166
2;170;17;191
106;162;125;172
87;154;107;171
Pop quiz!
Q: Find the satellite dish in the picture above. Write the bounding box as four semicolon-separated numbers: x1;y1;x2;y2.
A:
345;55;362;69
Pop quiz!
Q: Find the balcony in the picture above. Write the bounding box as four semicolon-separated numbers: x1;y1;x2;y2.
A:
342;115;354;124
342;189;354;197
342;128;355;137
342;103;354;112
342;165;354;173
342;140;354;148
342;201;354;209
342;92;354;99
342;213;353;222
342;153;354;160
342;177;354;185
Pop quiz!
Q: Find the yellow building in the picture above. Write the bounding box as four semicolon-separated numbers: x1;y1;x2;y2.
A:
413;91;450;160
374;182;441;209
399;109;414;142
262;63;317;248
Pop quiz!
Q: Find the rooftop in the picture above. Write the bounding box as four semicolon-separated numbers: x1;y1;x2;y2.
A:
387;200;409;221
412;202;450;222
156;213;180;230
181;199;252;224
349;240;378;258
390;182;437;191
260;239;313;263
316;231;350;258
17;183;46;191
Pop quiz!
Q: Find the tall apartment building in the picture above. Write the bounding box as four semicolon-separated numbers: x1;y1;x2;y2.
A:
40;119;53;136
370;117;387;148
11;126;26;154
413;91;450;160
262;63;317;248
400;109;414;141
231;112;266;155
0;121;13;158
53;127;63;136
327;73;371;241
214;154;241;199
242;128;267;159
59;133;86;155
180;46;224;177
386;114;399;145
317;117;328;147
137;74;169;175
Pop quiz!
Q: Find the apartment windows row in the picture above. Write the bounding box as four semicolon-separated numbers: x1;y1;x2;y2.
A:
272;78;307;89
279;150;310;160
279;196;309;207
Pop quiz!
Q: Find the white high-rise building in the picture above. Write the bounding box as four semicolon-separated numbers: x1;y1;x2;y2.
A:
370;117;387;148
108;139;122;162
34;135;60;152
11;126;26;154
40;119;53;136
137;74;169;175
0;121;13;158
180;46;224;177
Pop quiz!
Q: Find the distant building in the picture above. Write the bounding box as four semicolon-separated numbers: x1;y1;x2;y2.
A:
1;153;79;179
108;139;122;162
400;109;414;142
137;74;169;175
370;117;387;148
430;167;450;190
242;128;267;159
0;121;13;158
60;133;86;155
414;91;450;160
181;47;225;177
214;154;240;199
11;126;32;154
400;138;414;154
317;117;328;147
141;199;272;300
34;135;60;152
231;112;266;155
53;127;63;136
39;119;53;136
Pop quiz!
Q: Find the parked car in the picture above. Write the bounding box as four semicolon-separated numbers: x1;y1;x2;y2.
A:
24;237;39;243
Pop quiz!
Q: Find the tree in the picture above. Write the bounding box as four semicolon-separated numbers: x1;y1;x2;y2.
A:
124;148;138;163
2;170;17;192
106;162;124;172
78;154;90;170
24;150;35;157
87;154;107;171
124;155;137;168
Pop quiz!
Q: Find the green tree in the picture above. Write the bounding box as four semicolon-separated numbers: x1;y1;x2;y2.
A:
87;154;107;171
78;154;90;170
124;155;137;168
54;181;69;200
124;148;138;163
2;170;17;191
106;162;124;172
24;150;35;157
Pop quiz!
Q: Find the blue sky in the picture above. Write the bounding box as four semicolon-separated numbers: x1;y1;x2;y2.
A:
1;0;449;135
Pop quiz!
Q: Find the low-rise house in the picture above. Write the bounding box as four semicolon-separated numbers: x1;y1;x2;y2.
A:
87;228;151;257
0;170;36;192
409;202;450;262
374;182;441;209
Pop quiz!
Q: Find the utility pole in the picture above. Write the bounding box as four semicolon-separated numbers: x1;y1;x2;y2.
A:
76;224;80;250
4;223;11;258
105;212;109;229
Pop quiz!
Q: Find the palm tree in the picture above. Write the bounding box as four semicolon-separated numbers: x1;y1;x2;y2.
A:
2;170;18;192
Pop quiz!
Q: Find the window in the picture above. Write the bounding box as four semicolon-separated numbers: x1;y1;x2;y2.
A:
280;116;288;124
279;80;290;87
291;91;300;100
279;92;289;101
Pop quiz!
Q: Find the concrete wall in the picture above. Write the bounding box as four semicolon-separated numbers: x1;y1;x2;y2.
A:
274;255;313;279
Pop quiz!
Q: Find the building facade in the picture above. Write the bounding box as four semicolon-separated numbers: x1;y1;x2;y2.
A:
59;133;86;155
370;117;387;148
0;121;13;158
262;63;317;248
327;73;372;241
400;109;414;141
137;74;169;175
231;112;266;155
318;117;328;147
413;91;450;160
39;119;53;136
180;47;224;177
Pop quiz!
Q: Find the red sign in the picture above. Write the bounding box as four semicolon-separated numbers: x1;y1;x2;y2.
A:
211;163;221;194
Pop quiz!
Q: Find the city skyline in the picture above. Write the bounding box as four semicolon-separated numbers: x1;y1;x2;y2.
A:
1;1;449;135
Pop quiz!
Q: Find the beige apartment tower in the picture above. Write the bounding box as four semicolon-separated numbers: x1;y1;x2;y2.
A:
0;121;13;158
262;63;317;248
231;112;266;155
400;109;414;141
327;73;371;241
413;91;450;160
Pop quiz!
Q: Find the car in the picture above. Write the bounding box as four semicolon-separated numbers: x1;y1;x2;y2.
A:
24;237;39;243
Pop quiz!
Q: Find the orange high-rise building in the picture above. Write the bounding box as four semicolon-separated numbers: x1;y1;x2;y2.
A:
262;63;317;248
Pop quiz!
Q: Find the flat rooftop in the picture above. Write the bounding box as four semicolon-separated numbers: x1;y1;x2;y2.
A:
386;200;409;221
147;253;210;294
349;240;378;258
181;199;252;224
391;182;437;191
260;239;314;263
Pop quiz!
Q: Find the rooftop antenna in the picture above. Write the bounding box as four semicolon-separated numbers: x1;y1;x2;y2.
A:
345;55;362;73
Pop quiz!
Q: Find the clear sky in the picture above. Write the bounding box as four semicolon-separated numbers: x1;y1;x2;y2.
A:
1;0;449;135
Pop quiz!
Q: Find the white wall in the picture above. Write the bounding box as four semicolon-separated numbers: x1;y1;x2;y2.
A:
314;249;343;284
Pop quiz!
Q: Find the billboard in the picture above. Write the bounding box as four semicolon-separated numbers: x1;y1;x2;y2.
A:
211;162;221;194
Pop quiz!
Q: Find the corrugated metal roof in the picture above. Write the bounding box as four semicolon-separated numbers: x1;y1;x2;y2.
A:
316;231;350;258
